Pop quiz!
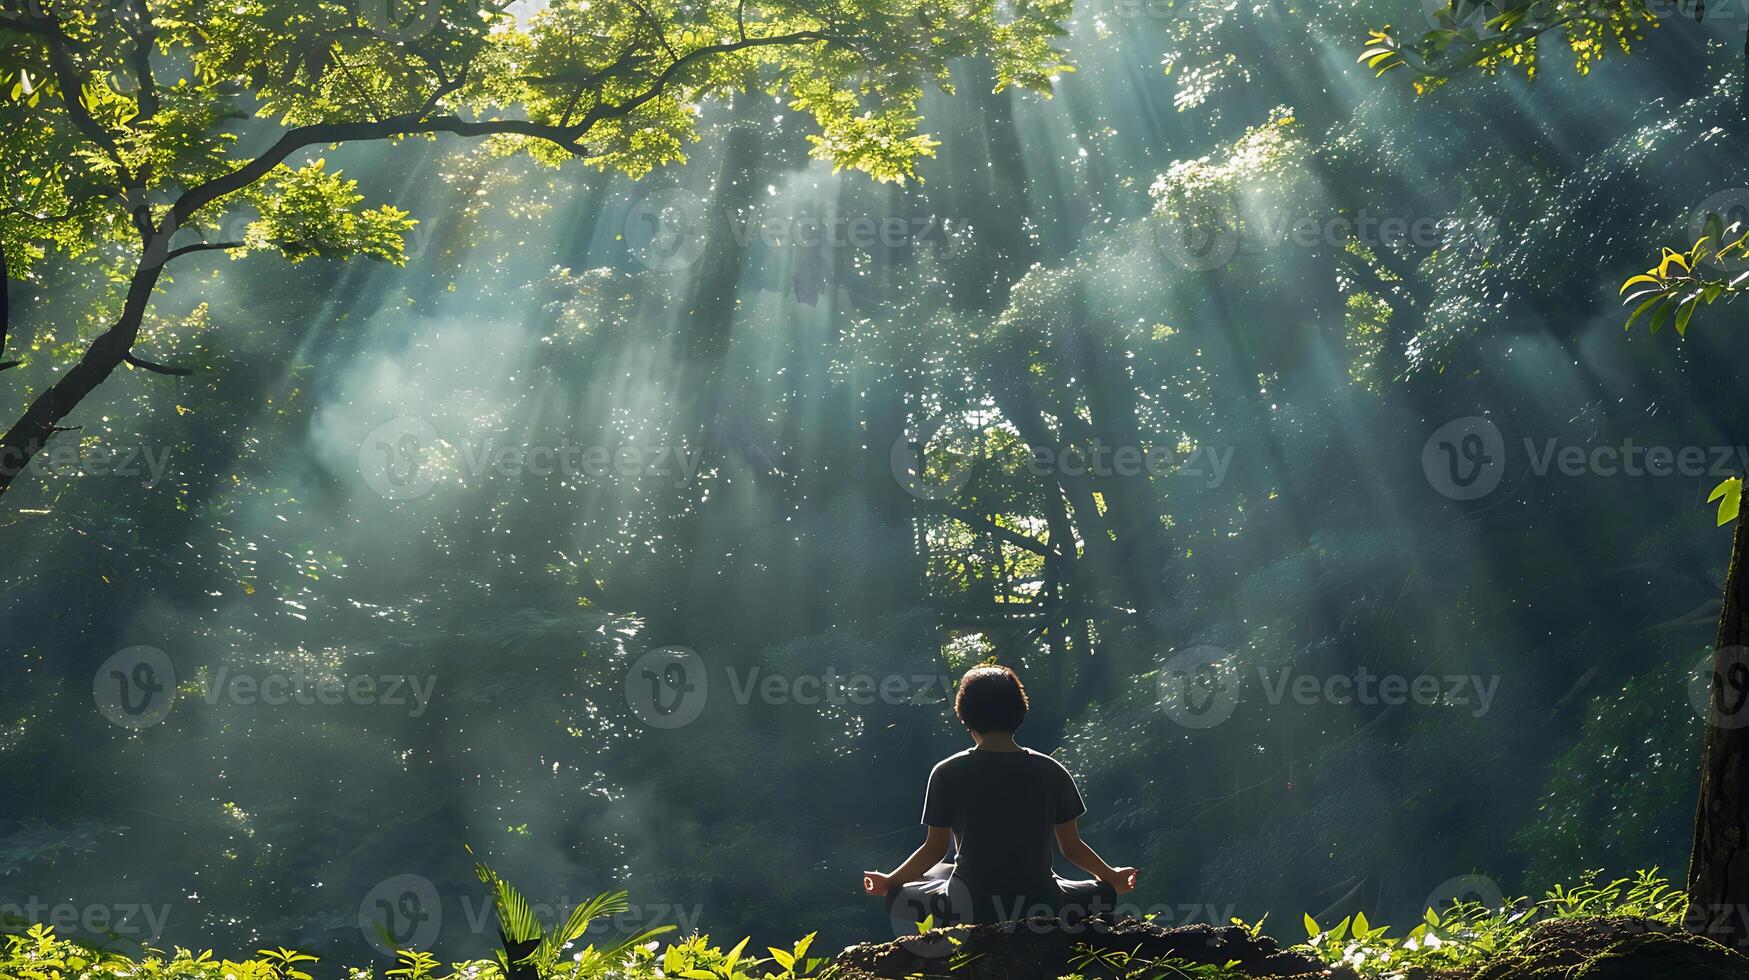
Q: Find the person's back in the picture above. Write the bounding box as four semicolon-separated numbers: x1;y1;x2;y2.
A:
863;665;1139;925
923;746;1087;918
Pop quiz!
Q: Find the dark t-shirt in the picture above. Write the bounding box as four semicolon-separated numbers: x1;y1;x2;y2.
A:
921;747;1087;900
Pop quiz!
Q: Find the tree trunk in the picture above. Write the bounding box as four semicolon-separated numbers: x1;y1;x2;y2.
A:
1688;515;1749;949
0;254;164;495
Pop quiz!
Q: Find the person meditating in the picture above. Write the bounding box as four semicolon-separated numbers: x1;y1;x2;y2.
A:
862;664;1139;925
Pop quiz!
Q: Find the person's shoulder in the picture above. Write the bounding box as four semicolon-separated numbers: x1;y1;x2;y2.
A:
1022;747;1075;775
931;748;977;774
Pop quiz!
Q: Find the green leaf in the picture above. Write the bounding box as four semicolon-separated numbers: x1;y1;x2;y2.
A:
1709;477;1742;526
1624;294;1664;331
1649;296;1676;335
1675;296;1699;336
724;936;750;975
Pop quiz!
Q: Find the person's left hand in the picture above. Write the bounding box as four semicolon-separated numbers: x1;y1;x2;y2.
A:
863;872;893;896
1105;867;1139;896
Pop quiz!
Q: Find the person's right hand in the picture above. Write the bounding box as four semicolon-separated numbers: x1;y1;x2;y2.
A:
1105;867;1139;896
863;872;893;897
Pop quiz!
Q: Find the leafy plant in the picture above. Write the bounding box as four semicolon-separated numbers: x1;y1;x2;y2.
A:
1298;869;1688;978
1712;478;1743;527
386;949;446;980
1066;943;1246;980
1359;0;1661;95
257;946;320;980
1619;214;1749;338
470;847;675;979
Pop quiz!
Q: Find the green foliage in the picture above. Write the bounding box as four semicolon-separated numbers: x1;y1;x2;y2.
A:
241;159;417;263
1360;1;1659;94
1065;943;1246;980
1710;477;1742;526
1516;654;1706;883
0;869;1697;980
1297;869;1687;977
470;848;675;977
1;0;1073;274
0;923;502;980
0;0;1075;416
1618;214;1749;338
0;918;837;980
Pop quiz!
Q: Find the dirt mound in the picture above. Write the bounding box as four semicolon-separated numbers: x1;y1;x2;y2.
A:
832;914;1749;980
833;918;1353;980
1458;915;1749;979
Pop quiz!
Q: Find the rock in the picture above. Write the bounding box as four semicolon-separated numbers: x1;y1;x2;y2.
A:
833;917;1356;980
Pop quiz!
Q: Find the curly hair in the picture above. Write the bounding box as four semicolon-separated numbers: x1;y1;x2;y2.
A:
954;664;1030;733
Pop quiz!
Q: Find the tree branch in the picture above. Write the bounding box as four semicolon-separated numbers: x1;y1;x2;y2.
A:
38;20;135;184
0;242;12;372
913;497;1058;558
122;0;160;121
162;240;244;263
123;352;192;375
